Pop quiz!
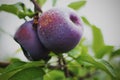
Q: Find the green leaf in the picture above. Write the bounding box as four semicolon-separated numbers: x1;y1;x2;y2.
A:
91;25;105;56
96;45;114;58
52;0;57;7
15;48;22;53
0;2;34;19
4;61;44;74
0;68;4;73
9;67;44;80
81;16;114;58
81;17;105;55
77;53;116;78
110;49;120;59
68;38;86;58
68;1;86;10
3;60;26;73
68;43;116;78
68;42;82;58
44;70;65;80
67;61;87;77
0;60;45;80
36;0;47;7
81;16;91;26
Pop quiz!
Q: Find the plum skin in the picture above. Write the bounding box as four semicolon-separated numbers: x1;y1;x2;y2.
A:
37;8;83;53
14;21;50;61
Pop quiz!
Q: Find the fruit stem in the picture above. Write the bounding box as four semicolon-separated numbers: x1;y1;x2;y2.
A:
30;0;42;29
32;12;39;29
30;0;43;13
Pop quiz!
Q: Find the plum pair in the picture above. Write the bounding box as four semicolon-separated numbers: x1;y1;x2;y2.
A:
14;7;83;61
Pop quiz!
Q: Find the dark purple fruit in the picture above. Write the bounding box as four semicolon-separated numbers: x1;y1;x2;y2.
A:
37;7;83;53
14;21;50;61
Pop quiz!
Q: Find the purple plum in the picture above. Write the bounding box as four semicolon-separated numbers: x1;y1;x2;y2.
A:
14;21;50;61
37;7;83;53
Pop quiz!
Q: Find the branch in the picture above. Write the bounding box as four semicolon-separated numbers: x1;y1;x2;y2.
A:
0;62;10;68
61;55;70;77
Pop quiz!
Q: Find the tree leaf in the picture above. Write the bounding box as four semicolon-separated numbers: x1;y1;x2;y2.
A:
44;70;65;80
0;60;26;80
36;0;47;7
52;0;57;7
81;16;114;58
15;48;22;53
68;42;116;78
0;60;45;80
68;38;86;58
68;1;86;10
0;2;34;19
3;60;26;73
9;67;45;80
96;45;114;58
81;17;105;55
110;49;120;59
81;16;91;26
91;25;105;57
77;53;116;78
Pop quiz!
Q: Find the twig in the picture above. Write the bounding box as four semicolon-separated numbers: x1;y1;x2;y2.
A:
0;62;10;68
31;0;43;13
61;55;70;77
58;56;63;70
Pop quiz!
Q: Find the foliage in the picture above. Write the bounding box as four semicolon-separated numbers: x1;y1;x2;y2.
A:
0;2;34;19
0;0;120;80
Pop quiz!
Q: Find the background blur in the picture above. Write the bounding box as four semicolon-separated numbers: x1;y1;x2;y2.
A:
0;0;120;62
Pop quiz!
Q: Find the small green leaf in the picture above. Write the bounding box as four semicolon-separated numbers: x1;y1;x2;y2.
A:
0;59;26;80
81;17;105;55
3;60;26;73
110;49;120;59
81;16;91;26
91;25;105;56
68;1;86;10
0;60;45;80
68;38;86;58
52;0;57;6
36;0;47;7
68;42;116;78
77;53;116;78
68;42;82;58
15;48;22;53
0;2;34;19
81;17;113;58
44;70;65;80
9;67;45;80
96;45;114;58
